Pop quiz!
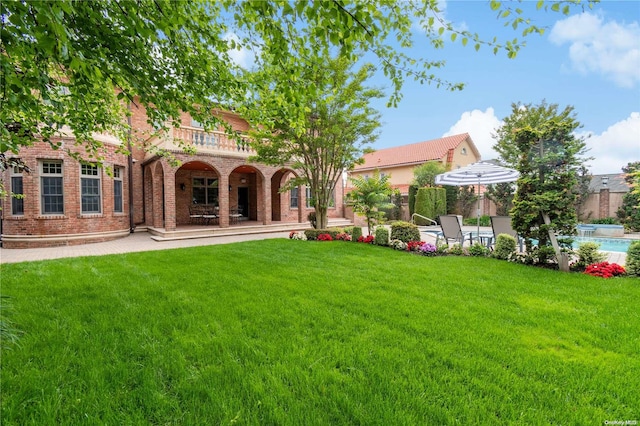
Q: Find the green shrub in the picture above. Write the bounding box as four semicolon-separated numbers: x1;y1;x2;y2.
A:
307;212;317;228
414;187;446;225
448;244;465;256
468;242;490;257
408;185;418;217
390;221;420;243
463;215;491;227
375;227;390;246
573;242;606;271
351;226;363;242
626;241;640;276
436;243;449;255
304;228;342;241
590;217;619;225
493;234;517;260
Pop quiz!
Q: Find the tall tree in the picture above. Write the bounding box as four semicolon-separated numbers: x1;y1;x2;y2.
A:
495;102;588;266
244;55;383;230
346;171;394;235
485;182;515;216
412;162;446;188
616;161;640;231
2;0;596;159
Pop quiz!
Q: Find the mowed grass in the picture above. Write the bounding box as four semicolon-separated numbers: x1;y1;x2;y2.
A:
1;240;638;425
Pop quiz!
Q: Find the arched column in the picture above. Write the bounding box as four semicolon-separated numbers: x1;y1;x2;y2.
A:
152;162;164;228
163;170;177;231
262;177;272;225
219;173;230;228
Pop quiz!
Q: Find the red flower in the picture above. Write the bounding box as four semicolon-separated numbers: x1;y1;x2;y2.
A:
584;262;626;278
317;233;333;241
357;235;374;244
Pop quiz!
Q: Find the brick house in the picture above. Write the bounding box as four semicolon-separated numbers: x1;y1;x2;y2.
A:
1;105;345;248
348;133;481;195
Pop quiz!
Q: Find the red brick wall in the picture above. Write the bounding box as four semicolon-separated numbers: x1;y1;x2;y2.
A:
1;139;130;248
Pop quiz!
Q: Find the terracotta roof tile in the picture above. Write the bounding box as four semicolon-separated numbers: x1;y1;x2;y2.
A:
354;133;473;171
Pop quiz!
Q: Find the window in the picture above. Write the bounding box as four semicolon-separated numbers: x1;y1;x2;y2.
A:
81;164;101;214
10;165;24;215
290;187;299;208
305;187;313;208
191;118;203;128
193;177;219;205
41;160;64;214
304;188;335;208
113;167;123;213
461;147;467;155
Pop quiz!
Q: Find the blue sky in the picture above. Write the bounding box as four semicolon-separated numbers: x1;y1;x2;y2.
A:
368;1;640;175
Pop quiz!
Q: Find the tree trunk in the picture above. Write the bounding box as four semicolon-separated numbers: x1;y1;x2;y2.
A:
316;206;328;229
542;212;569;272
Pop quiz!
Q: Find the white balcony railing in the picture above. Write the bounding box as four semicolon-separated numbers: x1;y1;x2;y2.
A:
156;126;256;157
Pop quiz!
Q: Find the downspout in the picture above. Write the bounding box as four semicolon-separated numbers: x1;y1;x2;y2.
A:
127;103;135;233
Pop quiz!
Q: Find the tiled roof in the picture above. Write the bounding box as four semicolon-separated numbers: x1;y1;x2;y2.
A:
589;174;629;193
354;133;474;171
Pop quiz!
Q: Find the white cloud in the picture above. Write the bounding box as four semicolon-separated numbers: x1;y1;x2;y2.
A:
443;108;640;175
549;12;640;88
412;1;468;35
223;32;257;69
580;112;640;175
442;107;503;161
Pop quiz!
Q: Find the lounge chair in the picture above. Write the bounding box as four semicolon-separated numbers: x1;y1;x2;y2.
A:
490;216;524;251
437;215;474;247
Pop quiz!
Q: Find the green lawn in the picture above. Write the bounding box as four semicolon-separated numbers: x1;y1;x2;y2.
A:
1;240;638;424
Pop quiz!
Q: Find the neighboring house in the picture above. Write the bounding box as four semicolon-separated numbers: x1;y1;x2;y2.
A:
1;105;345;248
478;172;630;221
348;133;481;195
582;173;629;220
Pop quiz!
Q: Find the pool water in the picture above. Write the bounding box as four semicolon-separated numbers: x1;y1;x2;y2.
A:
572;237;635;253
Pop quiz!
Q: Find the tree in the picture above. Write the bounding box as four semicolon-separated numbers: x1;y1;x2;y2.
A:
347;171;394;236
497;102;588;266
245;55;383;230
2;0;596;200
616;161;640;231
457;186;478;219
412;162;446;188
2;0;596;159
485;182;515;216
573;165;592;220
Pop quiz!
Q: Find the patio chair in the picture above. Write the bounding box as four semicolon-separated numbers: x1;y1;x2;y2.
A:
437;215;474;247
490;216;524;252
202;205;218;225
229;205;243;225
189;204;204;225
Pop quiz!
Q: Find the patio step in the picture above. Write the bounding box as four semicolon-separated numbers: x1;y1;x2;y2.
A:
148;218;353;242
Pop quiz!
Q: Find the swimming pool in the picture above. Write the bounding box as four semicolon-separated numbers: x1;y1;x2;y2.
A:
571;237;637;253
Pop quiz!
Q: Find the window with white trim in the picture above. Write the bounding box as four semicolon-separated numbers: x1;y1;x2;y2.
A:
81;164;101;214
40;160;64;214
305;188;335;208
305;187;313;208
10;164;24;215
290;187;299;208
113;167;123;213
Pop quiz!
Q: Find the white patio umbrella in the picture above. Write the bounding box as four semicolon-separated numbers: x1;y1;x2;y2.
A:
435;161;519;236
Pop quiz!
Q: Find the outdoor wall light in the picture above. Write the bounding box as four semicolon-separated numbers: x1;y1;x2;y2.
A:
229;185;232;192
180;183;186;191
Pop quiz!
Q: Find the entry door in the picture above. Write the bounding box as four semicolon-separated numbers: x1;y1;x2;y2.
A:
238;187;249;218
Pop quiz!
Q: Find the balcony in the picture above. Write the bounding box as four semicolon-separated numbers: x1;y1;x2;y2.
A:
153;126;256;158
